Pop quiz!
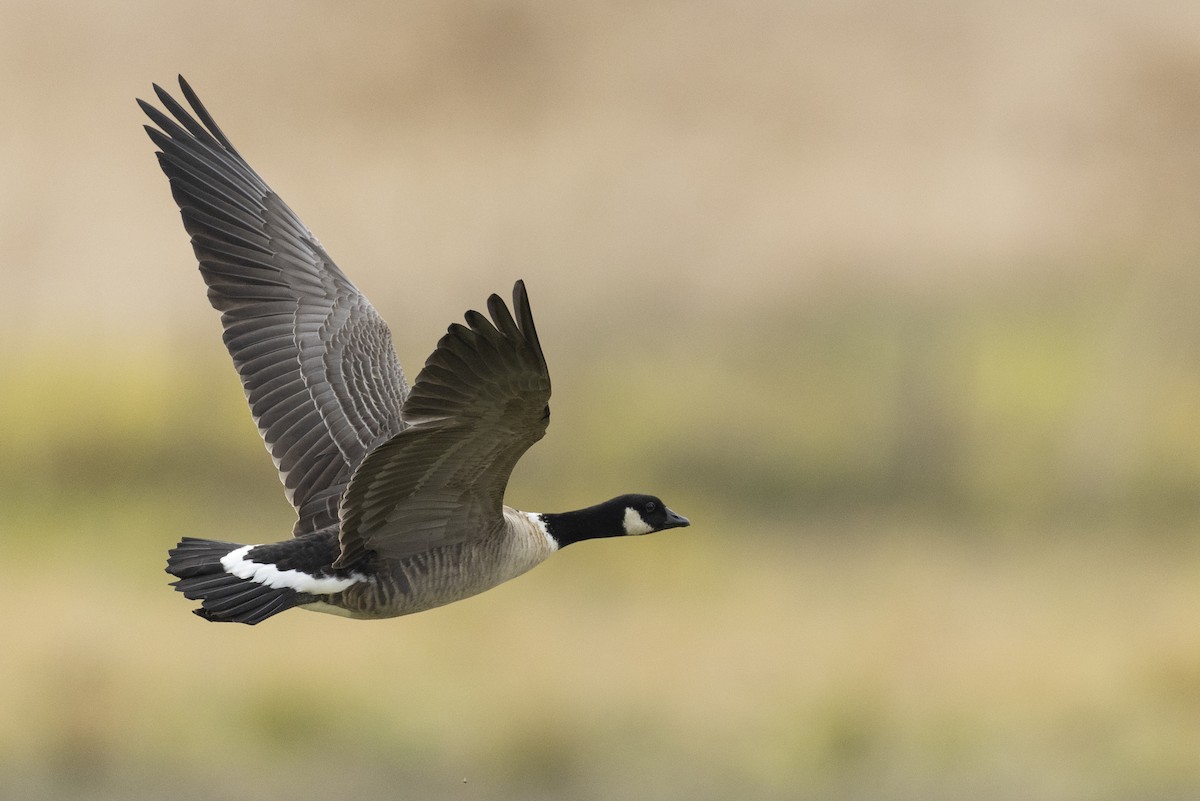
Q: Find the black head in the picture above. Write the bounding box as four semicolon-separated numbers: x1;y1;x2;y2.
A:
610;493;690;536
541;494;690;548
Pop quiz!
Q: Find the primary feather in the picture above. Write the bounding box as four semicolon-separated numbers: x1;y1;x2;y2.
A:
140;78;409;538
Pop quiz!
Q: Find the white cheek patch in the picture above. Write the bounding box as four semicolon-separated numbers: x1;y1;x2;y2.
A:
622;507;654;536
220;545;362;594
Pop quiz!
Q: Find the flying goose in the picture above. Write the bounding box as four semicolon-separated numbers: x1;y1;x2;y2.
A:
139;77;689;624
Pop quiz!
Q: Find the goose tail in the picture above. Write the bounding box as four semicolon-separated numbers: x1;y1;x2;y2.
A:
166;537;299;625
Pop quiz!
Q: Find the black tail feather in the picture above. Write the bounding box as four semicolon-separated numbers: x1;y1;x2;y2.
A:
166;537;242;577
166;537;298;625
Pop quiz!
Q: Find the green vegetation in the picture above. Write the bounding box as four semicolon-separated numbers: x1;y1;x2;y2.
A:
4;281;1200;800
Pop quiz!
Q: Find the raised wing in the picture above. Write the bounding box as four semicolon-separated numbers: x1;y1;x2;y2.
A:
140;77;409;535
334;281;550;567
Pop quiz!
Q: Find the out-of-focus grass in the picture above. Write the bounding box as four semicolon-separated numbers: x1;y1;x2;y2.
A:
11;278;1191;533
3;281;1200;799
533;281;1200;525
3;515;1200;800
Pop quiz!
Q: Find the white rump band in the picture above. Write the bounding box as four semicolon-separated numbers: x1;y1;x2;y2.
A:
221;545;361;593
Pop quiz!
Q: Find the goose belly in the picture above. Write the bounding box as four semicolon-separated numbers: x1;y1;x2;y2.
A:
301;526;556;619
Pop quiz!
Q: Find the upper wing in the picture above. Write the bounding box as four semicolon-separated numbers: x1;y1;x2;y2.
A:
140;77;409;536
333;281;550;567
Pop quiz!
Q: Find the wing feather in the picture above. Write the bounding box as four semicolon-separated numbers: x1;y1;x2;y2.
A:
335;282;550;567
141;77;409;535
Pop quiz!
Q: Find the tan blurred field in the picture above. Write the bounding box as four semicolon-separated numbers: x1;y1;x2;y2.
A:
4;1;1200;799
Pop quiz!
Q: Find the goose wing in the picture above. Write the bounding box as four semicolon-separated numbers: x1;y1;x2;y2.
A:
140;77;409;536
334;281;550;567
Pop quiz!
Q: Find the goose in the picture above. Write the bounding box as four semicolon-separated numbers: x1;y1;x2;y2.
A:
139;77;689;624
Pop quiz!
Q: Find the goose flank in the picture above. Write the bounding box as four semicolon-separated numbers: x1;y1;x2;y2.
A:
140;77;690;624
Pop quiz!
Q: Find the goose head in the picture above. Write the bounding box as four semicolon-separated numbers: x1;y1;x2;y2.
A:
540;494;689;548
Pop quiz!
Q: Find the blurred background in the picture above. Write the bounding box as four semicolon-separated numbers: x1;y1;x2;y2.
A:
3;0;1200;798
